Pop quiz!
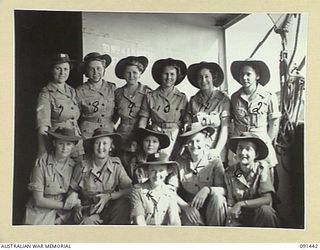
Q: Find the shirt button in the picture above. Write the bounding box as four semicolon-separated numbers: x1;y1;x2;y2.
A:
100;125;103;128
101;114;104;117
89;102;91;105
71;106;74;110
60;186;62;189
102;103;105;106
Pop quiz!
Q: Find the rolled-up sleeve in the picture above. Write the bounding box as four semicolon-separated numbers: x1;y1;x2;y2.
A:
130;187;145;218
28;160;45;192
268;93;281;120
37;88;51;129
118;165;132;189
138;94;150;118
258;165;275;195
220;96;231;119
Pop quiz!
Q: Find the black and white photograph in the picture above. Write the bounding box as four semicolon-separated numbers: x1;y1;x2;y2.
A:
12;10;307;230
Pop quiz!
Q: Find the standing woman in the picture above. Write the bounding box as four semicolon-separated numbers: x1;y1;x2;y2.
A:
229;59;281;183
138;58;188;157
76;52;115;139
114;56;152;171
185;62;230;161
24;128;81;225
37;53;82;157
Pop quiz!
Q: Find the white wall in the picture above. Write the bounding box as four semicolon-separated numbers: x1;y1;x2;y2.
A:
82;12;226;99
226;13;308;96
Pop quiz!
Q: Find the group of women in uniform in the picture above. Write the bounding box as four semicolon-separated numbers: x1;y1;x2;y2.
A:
23;51;281;227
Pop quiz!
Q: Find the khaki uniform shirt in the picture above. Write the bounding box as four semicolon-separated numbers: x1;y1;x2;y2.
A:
114;82;152;151
24;153;76;225
175;154;225;202
70;156;132;203
139;87;188;129
230;85;281;166
37;82;81;135
76;80;116;138
130;182;181;225
224;162;275;207
185;89;230;146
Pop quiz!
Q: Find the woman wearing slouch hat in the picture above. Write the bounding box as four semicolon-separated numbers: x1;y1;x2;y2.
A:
113;56;152;174
76;52;115;139
229;59;281;185
184;61;230;162
24;128;81;225
138;58;188;157
225;132;280;227
36;53;82;158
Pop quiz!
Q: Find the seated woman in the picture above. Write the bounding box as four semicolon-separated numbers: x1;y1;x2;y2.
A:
130;152;181;226
129;127;170;184
173;123;227;226
225;132;280;227
69;127;132;225
24;127;81;225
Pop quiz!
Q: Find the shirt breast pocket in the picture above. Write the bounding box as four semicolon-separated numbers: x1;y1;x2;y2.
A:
249;101;268;127
198;169;211;185
44;178;62;195
51;96;67;120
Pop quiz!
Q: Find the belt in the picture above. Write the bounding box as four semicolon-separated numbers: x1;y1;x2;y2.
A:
234;123;266;133
154;122;179;129
120;117;137;126
81;116;112;124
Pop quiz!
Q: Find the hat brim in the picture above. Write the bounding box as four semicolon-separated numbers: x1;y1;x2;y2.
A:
135;128;170;150
79;54;112;75
115;56;148;79
46;131;81;143
85;132;122;148
230;60;270;86
187;62;224;88
152;58;187;86
228;135;269;161
179;125;215;138
140;160;178;168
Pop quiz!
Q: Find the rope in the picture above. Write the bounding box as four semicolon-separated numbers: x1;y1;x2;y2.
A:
249;25;275;59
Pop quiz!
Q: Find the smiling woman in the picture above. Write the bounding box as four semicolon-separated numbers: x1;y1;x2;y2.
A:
138;58;188;157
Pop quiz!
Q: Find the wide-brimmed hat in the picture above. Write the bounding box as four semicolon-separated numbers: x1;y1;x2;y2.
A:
140;152;178;169
115;56;148;79
79;52;112;75
47;127;81;143
135;127;170;150
85;127;122;148
228;132;269;161
179;122;215;138
48;53;77;68
187;61;224;88
230;59;270;86
152;58;187;86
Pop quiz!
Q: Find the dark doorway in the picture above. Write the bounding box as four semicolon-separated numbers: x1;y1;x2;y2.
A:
13;10;83;225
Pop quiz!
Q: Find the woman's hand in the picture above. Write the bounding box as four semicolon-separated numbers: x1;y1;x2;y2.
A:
182;205;203;225
191;187;210;210
74;206;83;224
229;202;243;220
64;192;81;210
94;193;112;214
